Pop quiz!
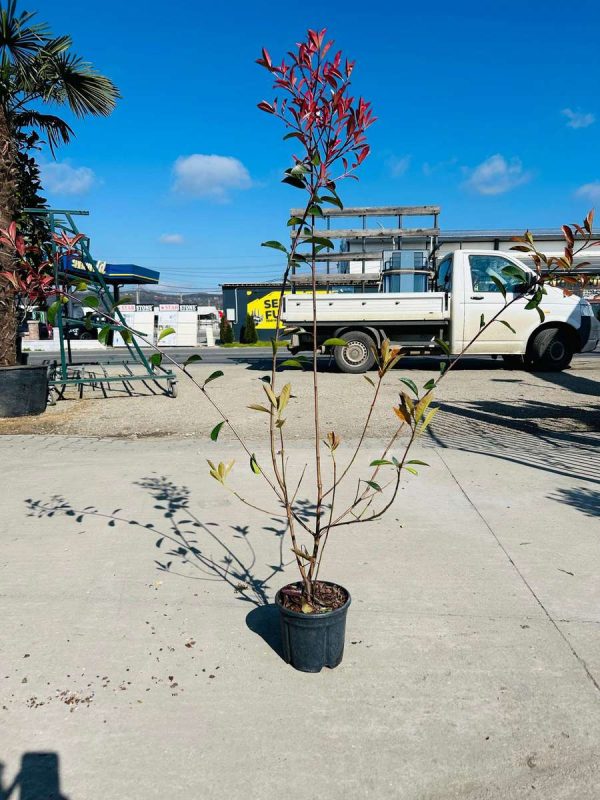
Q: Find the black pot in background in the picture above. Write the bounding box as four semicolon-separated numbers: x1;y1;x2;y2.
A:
0;365;48;418
275;581;351;673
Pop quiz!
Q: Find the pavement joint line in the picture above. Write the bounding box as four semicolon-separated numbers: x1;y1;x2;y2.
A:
434;446;600;697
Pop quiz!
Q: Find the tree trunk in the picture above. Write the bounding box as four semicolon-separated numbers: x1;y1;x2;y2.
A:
0;105;18;367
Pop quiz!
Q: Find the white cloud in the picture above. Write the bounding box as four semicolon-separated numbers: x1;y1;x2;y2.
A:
575;181;600;202
562;108;595;129
159;233;184;245
463;154;532;196
386;154;411;177
172;154;252;201
42;161;96;195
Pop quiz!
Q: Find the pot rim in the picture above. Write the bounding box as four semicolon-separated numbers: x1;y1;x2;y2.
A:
275;580;351;619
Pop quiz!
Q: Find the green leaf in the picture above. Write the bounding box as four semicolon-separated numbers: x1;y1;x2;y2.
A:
435;338;450;355
400;377;419;396
283;131;303;141
419;407;439;435
303;236;335;249
204;370;224;386
250;454;261;474
282;175;305;189
150;353;163;368
210;422;224;441
439;361;448;376
499;320;516;334
369;460;394;467
280;359;304;368
261;240;288;253
323;337;347;347
536;306;545;323
75;280;88;291
307;204;323;217
47;300;61;325
404;466;419;475
321;194;343;210
158;326;175;342
121;329;132;345
83;295;99;308
423;379;436;390
311;152;321;166
365;480;382;492
184;354;202;368
501;265;527;279
490;275;506;298
363;375;375;387
248;404;271;413
479;313;485;329
98;325;111;345
406;460;429;466
287;216;304;227
290;163;309;176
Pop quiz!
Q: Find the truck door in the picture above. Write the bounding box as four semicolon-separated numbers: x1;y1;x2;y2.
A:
462;254;530;353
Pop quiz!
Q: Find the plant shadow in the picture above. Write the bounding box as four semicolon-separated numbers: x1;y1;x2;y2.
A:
25;475;299;659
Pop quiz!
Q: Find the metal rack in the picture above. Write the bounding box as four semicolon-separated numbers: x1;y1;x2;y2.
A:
288;205;440;290
25;208;177;402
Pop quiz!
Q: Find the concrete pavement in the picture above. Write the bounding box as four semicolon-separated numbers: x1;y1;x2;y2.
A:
1;430;600;799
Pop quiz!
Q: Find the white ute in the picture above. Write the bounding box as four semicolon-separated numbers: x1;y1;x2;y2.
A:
283;250;600;373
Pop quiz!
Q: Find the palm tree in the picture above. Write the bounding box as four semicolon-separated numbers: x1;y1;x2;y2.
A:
0;0;119;366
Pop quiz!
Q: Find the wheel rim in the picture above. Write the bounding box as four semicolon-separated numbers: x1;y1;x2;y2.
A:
548;340;565;361
342;340;368;366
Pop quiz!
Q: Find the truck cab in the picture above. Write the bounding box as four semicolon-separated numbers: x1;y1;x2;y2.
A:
283;249;599;373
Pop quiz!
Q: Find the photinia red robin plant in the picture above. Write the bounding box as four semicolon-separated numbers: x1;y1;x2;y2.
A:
0;222;55;315
15;29;599;672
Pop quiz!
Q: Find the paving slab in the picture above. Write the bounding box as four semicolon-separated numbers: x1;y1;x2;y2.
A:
1;434;600;799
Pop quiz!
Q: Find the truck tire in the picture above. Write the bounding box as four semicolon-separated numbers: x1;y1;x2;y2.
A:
333;331;376;374
529;327;573;371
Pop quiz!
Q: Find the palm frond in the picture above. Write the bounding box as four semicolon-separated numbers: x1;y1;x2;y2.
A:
0;0;49;66
46;51;120;117
12;109;73;154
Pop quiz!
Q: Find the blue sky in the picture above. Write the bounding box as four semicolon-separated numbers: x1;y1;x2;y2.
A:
31;0;600;290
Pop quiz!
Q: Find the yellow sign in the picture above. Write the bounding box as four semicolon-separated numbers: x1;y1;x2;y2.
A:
72;258;107;274
247;290;324;329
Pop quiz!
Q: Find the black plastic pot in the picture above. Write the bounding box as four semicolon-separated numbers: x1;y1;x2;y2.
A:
0;365;48;418
275;582;351;673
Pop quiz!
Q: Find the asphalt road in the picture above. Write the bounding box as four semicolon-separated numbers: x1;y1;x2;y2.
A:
28;345;600;370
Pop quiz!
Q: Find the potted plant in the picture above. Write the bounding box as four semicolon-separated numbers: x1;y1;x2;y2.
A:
0;223;55;416
24;29;597;672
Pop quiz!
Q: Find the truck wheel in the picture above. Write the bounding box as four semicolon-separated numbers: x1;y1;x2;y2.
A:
333;331;376;373
529;327;573;371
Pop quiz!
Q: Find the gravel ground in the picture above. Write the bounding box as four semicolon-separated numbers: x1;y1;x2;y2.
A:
1;354;598;446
